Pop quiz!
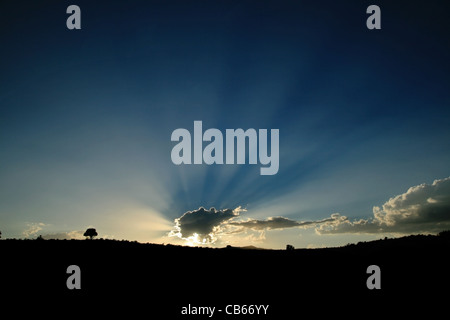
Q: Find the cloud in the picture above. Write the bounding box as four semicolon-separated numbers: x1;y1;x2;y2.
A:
41;230;85;240
317;177;450;234
22;224;86;240
169;206;246;244
169;206;343;245
229;214;341;230
169;177;450;246
22;222;47;238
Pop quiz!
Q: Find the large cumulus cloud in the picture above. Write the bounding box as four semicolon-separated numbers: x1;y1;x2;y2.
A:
169;207;245;244
317;177;450;234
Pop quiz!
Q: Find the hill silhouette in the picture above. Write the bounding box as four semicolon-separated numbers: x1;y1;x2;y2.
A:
1;233;449;318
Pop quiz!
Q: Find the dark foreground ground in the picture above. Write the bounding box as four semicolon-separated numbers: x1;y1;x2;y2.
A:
1;233;449;318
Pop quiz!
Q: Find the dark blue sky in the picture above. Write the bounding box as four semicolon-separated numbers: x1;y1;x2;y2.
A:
1;0;449;247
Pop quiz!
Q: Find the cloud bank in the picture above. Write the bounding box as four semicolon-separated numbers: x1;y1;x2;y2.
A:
169;177;450;245
41;231;85;240
22;223;89;240
169;207;342;244
317;177;450;234
229;214;341;230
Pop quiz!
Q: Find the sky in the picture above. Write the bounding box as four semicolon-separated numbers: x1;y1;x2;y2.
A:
1;0;450;248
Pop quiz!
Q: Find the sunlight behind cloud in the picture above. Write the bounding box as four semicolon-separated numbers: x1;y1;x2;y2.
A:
169;206;246;245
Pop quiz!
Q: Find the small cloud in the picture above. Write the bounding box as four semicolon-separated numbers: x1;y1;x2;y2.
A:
317;177;450;235
427;198;438;204
22;222;47;238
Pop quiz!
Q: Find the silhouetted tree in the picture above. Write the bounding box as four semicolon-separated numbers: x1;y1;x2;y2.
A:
84;228;98;240
36;235;44;241
0;230;2;239
286;244;294;251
